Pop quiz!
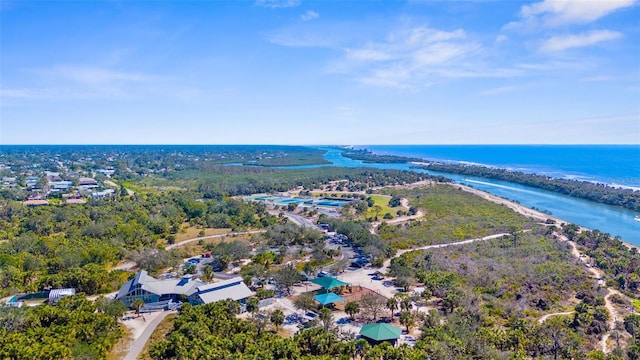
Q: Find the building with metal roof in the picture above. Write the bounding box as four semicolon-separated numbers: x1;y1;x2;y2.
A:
115;270;253;309
49;288;76;304
189;277;254;305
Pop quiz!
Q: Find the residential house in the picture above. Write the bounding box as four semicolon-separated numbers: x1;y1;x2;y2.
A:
1;177;17;189
23;199;49;207
79;177;98;188
25;176;40;188
49;180;72;191
92;189;115;198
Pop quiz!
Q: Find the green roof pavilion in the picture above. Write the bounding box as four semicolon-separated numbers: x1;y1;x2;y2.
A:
310;276;348;290
359;323;402;342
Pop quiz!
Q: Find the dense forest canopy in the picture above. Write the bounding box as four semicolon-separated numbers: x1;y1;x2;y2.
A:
0;295;123;359
0;191;277;296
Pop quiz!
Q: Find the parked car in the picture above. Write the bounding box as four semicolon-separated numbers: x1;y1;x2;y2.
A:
304;311;318;320
299;272;311;281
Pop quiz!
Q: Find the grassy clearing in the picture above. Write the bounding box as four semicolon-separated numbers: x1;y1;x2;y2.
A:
171;233;254;259
120;181;154;195
137;313;178;360
366;194;397;219
173;225;231;242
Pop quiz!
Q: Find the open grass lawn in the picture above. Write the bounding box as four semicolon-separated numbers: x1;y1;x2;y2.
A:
366;194;398;220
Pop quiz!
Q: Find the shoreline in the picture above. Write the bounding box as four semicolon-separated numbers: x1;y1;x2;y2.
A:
350;144;640;191
447;182;640;252
407;160;640;192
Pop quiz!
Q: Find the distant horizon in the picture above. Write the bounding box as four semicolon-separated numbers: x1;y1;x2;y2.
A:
0;143;638;146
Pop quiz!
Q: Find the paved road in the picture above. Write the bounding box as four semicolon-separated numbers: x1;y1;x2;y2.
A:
267;210;317;228
123;311;175;360
286;213;316;228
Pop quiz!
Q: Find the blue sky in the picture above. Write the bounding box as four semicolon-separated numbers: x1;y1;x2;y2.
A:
1;0;638;144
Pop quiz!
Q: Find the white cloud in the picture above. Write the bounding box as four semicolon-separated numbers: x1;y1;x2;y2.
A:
580;75;615;82
345;48;392;62
269;23;521;88
0;65;167;103
301;10;319;21
481;85;525;96
506;0;636;29
337;26;500;88
254;0;300;9
41;65;156;85
0;88;35;99
358;66;416;89
266;26;341;47
0;87;115;101
540;30;622;52
495;34;508;43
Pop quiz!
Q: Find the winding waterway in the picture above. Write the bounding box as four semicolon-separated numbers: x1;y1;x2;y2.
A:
307;148;639;246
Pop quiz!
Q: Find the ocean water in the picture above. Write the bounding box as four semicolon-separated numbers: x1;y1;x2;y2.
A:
314;147;640;245
355;145;640;189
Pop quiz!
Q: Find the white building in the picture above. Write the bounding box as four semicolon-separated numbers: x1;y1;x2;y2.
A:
49;288;76;304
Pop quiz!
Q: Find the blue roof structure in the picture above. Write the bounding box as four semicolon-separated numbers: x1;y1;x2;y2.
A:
314;292;346;305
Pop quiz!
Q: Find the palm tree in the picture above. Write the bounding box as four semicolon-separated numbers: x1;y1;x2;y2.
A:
386;297;398;319
397;293;412;312
202;265;214;282
355;339;370;360
132;298;144;317
345;301;360;320
399;311;415;333
270;309;285;331
246;297;259;317
319;307;333;331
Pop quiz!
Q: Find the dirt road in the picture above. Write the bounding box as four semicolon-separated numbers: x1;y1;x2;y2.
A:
165;229;266;250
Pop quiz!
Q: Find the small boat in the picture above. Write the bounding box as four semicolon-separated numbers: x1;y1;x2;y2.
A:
635;215;640;222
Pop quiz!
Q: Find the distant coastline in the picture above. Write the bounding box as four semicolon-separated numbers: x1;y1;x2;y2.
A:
342;146;640;212
351;144;640;189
